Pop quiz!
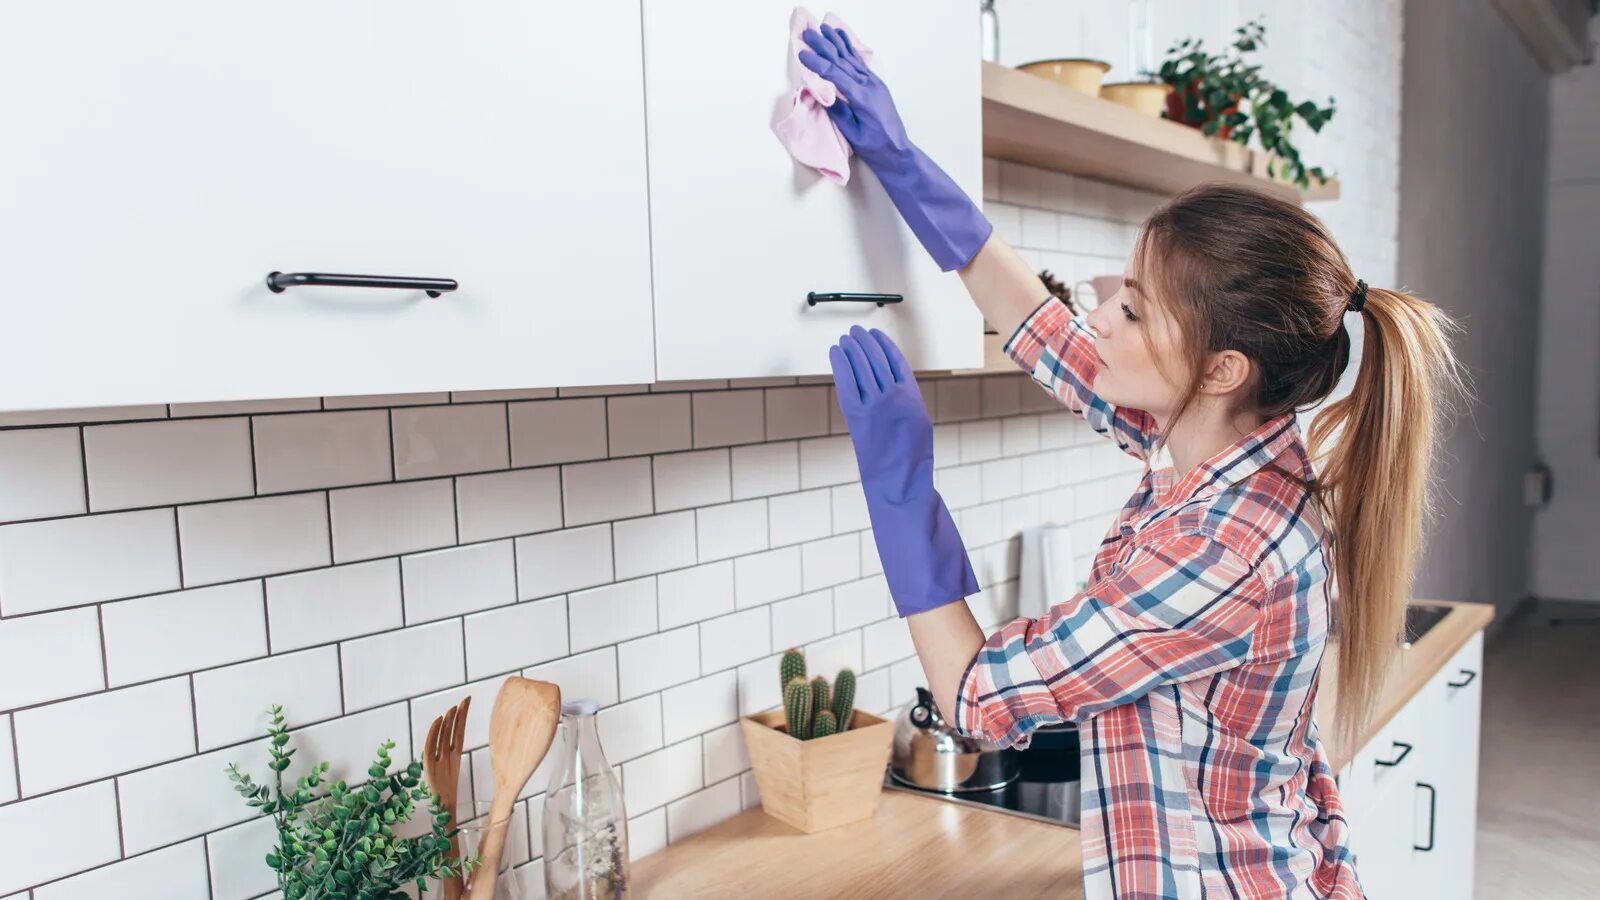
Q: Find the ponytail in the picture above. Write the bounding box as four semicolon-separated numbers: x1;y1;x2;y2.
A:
1305;287;1471;748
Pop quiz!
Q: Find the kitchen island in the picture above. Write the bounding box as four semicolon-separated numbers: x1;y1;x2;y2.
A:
631;600;1492;898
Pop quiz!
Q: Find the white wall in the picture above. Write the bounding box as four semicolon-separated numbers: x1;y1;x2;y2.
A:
1532;16;1600;604
0;4;1409;896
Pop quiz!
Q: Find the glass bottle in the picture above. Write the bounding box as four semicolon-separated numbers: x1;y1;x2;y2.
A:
542;698;630;900
979;0;1000;63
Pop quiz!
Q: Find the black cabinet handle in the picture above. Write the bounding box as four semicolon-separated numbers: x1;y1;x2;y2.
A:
1414;782;1437;851
807;291;903;307
1447;669;1477;688
1374;741;1413;768
267;271;459;298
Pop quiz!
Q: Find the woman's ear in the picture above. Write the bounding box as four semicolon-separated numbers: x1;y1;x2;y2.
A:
1199;350;1253;395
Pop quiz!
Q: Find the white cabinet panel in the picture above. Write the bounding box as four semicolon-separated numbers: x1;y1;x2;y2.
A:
0;1;654;412
643;0;985;380
1420;632;1483;899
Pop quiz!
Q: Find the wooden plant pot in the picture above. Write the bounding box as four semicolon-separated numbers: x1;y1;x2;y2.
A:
739;708;895;833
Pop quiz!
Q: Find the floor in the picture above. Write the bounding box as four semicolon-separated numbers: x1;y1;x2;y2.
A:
1475;599;1600;899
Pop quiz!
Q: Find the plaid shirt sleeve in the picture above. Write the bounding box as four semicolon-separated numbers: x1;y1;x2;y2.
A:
1004;295;1159;461
954;532;1267;749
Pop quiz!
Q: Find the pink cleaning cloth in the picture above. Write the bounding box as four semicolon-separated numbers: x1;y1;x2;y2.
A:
771;7;873;185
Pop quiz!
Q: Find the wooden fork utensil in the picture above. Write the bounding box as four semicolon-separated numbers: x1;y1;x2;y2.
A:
423;696;472;900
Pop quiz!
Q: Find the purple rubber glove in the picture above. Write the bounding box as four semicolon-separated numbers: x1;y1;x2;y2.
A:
830;325;978;617
798;23;992;272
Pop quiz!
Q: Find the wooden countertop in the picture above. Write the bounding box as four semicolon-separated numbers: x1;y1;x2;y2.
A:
630;600;1492;898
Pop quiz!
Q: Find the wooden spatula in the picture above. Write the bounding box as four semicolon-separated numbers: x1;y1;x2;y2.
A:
466;677;562;900
423;696;471;900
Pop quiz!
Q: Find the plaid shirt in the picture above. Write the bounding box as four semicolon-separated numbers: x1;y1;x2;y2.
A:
955;297;1364;899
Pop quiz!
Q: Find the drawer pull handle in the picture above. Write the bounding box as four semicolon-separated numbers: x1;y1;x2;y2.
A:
267;271;459;298
1374;741;1413;768
1414;782;1437;851
807;291;904;307
1446;669;1477;688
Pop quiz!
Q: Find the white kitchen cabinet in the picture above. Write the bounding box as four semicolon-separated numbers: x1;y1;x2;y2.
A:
1342;632;1484;897
0;1;654;412
641;0;985;381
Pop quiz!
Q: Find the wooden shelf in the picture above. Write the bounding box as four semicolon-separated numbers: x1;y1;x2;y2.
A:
981;61;1340;205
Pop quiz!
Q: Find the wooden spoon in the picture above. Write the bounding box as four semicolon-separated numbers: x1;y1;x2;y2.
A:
423;696;471;900
467;677;562;900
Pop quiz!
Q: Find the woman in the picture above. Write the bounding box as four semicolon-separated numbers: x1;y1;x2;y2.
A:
801;24;1468;900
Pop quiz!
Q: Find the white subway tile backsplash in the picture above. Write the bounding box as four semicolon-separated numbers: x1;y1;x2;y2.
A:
691;390;764;448
103;580;267;686
0;716;13;804
567;577;657;654
622;738;703;814
988;203;1023;245
768;488;831;547
801;534;859;591
562;457;653;526
765;387;829;440
860;531;884;576
629;807;668;861
515;524;613;600
329;479;455;563
608;394;691;457
695;499;768;562
1019;207;1059;251
192;647;343;751
392;403;509;480
960;420;1003;463
829;482;869;533
618;625;699;701
251;409;391;494
771;588;834;649
0;607;105;709
266;559;403;652
179;493;330;586
455;465;562;543
401;540;516;624
702;721;751;785
509;398;607;467
464;597;567;680
935;463;983;510
611;512;694;573
0;427;84;522
730;441;799;500
699;607;770;675
83;417;253;511
933;423;961;467
652;449;731;513
803;631;864;682
832;576;890;633
937;379;980;422
666;776;742;843
596;695;664;764
661;670;739;745
798;435;857;489
732;546;801;609
0;404;166;428
206;817;277;900
341;619;464;713
658;559;735;629
172;397;321;418
862;617;915;671
452;387;558;403
0;781;122;895
0;508;179;615
1001;416;1041;456
981;457;1024;502
33;838;210;900
325;392;449;409
525;647;618;709
15;677;194;795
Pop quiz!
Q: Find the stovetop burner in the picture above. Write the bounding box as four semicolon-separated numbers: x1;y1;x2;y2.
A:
881;766;1081;829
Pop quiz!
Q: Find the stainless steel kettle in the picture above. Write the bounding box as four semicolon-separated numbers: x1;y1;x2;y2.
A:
889;686;1020;793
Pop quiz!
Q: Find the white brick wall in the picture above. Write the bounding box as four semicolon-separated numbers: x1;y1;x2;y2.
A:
0;10;1403;881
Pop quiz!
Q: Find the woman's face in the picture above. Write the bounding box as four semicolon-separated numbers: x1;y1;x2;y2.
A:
1082;263;1187;420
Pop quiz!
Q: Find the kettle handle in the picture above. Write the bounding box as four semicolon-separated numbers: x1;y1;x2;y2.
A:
911;686;944;729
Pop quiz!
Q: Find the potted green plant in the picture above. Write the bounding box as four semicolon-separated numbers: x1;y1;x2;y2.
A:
226;705;472;899
739;648;895;833
1156;18;1336;190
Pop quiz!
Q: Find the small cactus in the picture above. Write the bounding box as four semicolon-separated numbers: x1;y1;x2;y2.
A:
831;668;856;731
783;677;812;739
780;648;806;697
813;709;838;738
777;650;861;741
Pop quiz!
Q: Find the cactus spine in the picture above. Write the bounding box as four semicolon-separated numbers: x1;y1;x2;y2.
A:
809;676;830;737
783;677;812;739
813;709;838;738
831;668;856;731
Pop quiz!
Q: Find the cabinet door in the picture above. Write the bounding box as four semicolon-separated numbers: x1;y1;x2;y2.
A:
642;0;985;381
0;1;653;411
1419;632;1484;898
1351;690;1429;896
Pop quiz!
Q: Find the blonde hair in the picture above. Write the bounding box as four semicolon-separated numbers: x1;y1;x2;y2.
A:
1131;183;1471;746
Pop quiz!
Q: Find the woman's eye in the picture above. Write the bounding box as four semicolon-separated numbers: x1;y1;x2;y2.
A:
1121;302;1139;323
